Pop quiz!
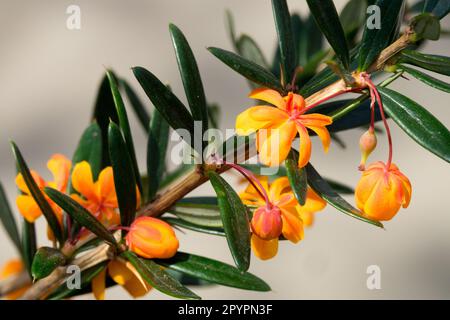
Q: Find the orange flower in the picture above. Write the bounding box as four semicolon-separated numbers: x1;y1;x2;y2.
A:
92;259;151;300
236;88;333;168
355;161;412;221
126;217;179;259
296;188;327;227
240;176;325;260
15;154;71;223
71;161;132;227
0;259;30;299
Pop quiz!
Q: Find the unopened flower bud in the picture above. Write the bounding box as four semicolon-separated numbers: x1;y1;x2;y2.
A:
251;206;283;240
358;129;377;171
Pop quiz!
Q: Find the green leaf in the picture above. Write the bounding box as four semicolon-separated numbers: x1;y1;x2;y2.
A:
163;217;226;237
92;75;119;167
340;0;368;39
207;103;221;129
168;202;222;228
21;220;36;275
358;0;404;71
378;87;450;162
307;0;350;70
305;163;384;228
410;13;441;41
157;252;271;292
285;150;307;205
108;122;137;228
132;66;196;147
423;0;450;19
324;179;354;195
236;34;269;69
0;182;21;252
31;247;66;281
121;79;150;134
106;70;142;193
399;50;450;76
147;109;170;201
121;251;200;300
272;0;297;82
11;142;63;244
45;187;117;246
400;64;450;92
208;171;250;271
170;24;209;132
208;47;283;92
225;9;237;46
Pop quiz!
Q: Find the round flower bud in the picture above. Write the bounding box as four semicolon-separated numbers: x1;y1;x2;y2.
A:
358;129;377;171
251;206;283;240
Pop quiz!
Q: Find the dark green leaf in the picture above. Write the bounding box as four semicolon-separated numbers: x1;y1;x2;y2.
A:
168;203;222;228
157;252;271;292
106;70;142;193
324;179;354;195
208;47;283;92
285;150;307;205
121;79;150;134
45;187;117;246
31;247;66;281
307;0;350;70
163;217;226;237
340;0;368;38
147;109;170;201
92;75;119;167
225;9;237;48
165;269;213;287
272;0;297;82
378;86;450;162
108;122;137;228
305;163;384;228
217;133;257;163
121;251;200;300
207;103;221;129
11;142;63;244
0;182;21;252
236;34;269;69
400;64;450;92
411;13;441;40
170;24;209;132
132;67;195;147
21;220;36;275
358;0;404;71
208;171;250;271
399;50;450;76
423;0;450;19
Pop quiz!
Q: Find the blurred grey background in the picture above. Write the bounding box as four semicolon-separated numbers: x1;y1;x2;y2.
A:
0;0;449;299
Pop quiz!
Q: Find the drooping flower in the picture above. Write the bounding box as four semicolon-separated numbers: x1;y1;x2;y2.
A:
355;161;412;221
235;88;333;168
0;259;30;300
125;217;179;259
15;154;71;223
240;176;325;260
92;258;151;300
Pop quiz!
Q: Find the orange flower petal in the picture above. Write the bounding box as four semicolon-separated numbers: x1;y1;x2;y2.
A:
296;124;312;168
249;88;286;110
16;195;42;222
268;177;291;201
236;106;288;136
71;161;98;203
298;114;333;127
47;154;72;192
108;259;151;298
96;167;118;208
257;120;297;166
0;259;28;300
15;171;45;195
280;208;304;243
92;268;106;300
300;188;327;213
307;125;331;153
251;234;278;260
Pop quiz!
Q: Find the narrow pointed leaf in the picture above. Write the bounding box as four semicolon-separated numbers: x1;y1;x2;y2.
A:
208;47;283;92
399;50;450;76
170;24;209;132
340;0;368;39
147;109;170;201
285;150;307;205
0;183;21;252
164;217;226;237
306;0;350;70
121;79;150;133
11;142;63;244
45;187;117;246
358;0;404;71
208;171;250;271
305;163;384;228
106;70;142;192
21;220;36;275
423;0;450;19
121;251;200;300
236;34;269;69
400;64;450;92
92;75;119;167
378;87;450;162
168;203;222;228
132;67;195;143
272;0;297;82
157;252;271;292
108;122;137;228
